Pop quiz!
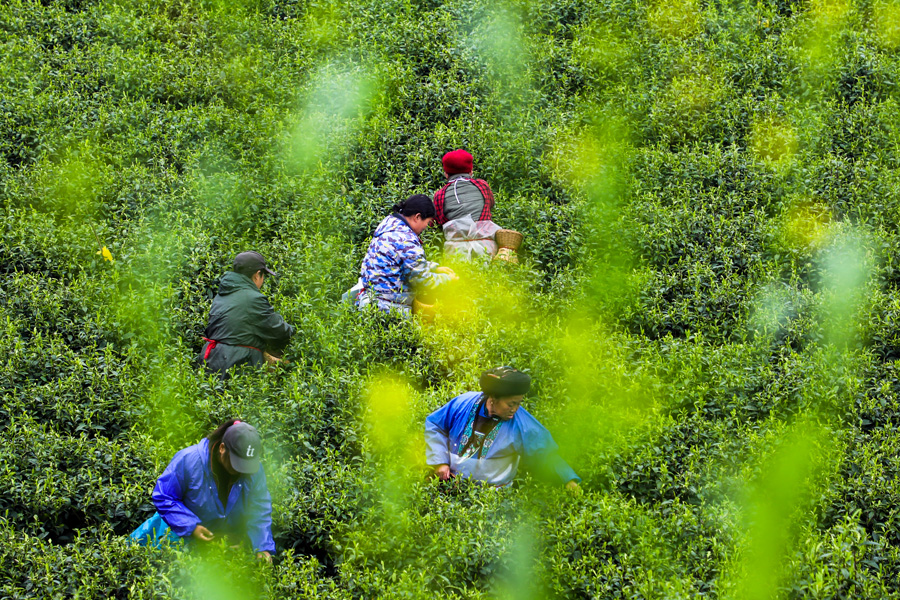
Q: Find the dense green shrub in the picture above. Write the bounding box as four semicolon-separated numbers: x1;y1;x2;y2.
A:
4;0;900;596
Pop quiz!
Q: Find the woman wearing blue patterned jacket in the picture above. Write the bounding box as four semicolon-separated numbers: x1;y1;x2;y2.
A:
356;194;457;314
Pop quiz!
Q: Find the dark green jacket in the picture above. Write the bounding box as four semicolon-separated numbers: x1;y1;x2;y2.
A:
201;271;294;375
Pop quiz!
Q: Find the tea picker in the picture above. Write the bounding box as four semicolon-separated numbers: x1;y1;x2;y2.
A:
199;251;294;377
130;420;275;562
347;194;458;315
425;367;581;489
433;149;503;260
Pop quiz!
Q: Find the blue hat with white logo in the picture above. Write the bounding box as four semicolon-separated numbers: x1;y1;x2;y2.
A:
223;421;263;474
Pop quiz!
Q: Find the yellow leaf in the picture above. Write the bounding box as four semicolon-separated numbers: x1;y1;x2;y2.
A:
97;246;113;262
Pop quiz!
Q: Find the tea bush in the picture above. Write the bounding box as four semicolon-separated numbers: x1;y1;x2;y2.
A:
4;0;900;597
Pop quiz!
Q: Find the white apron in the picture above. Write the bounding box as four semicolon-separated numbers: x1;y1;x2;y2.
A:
442;215;501;260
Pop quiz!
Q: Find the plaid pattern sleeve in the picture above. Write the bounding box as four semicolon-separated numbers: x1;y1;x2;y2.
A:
472;179;494;221
433;186;448;226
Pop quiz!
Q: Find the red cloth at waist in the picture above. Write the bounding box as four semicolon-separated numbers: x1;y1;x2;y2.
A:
202;338;262;360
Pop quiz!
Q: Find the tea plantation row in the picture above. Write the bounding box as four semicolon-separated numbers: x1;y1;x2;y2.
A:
3;0;900;597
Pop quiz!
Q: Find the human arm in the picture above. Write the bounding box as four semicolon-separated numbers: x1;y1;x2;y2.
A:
244;468;276;554
251;295;294;354
472;179;494;219
400;242;453;292
424;401;457;470
151;452;203;538
515;410;581;487
433;188;448;226
539;453;581;488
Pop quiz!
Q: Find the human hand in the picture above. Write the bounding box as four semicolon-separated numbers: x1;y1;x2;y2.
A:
565;480;581;494
435;266;457;280
434;464;452;480
257;551;273;563
263;352;282;366
192;524;215;542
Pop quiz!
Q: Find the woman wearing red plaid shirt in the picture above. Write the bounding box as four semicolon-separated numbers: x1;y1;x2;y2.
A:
432;149;502;259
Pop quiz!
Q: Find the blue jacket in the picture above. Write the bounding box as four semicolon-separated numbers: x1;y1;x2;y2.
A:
358;214;452;310
151;438;275;553
424;391;580;487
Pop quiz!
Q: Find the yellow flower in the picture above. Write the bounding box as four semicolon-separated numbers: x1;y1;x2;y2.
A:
97;246;113;262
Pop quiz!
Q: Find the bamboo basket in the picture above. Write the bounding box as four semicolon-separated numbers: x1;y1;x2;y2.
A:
413;296;437;322
495;229;524;250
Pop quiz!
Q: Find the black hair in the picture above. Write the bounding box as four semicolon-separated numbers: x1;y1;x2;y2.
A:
234;265;263;278
391;194;436;219
207;418;240;446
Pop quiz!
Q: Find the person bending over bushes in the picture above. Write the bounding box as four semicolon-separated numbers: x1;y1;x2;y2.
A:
130;420;275;562
425;367;581;490
200;251;294;377
432;148;501;260
351;194;457;314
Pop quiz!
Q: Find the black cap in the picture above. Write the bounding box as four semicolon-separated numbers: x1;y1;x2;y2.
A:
233;251;278;277
223;421;263;474
479;366;531;397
